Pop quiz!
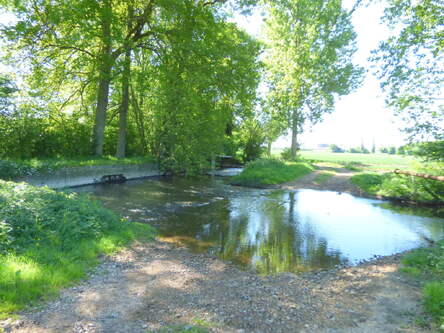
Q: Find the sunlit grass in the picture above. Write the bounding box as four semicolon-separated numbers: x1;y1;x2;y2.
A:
401;241;444;329
231;158;314;187
0;223;155;318
0;180;156;318
299;151;414;170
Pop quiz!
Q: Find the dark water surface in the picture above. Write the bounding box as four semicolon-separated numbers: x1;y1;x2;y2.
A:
74;176;444;274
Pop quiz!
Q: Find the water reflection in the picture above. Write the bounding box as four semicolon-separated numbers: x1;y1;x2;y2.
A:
74;177;444;274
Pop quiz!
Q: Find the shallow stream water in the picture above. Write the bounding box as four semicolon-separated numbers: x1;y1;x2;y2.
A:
74;176;444;274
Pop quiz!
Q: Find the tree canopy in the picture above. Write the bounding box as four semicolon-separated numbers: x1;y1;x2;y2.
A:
372;0;443;142
264;0;363;158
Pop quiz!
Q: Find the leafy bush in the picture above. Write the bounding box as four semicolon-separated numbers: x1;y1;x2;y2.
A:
0;181;129;253
351;163;444;203
350;173;385;195
231;158;313;187
0;180;156;316
280;148;301;161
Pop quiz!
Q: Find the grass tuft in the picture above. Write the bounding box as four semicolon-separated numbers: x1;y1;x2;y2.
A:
401;241;444;328
231;158;313;187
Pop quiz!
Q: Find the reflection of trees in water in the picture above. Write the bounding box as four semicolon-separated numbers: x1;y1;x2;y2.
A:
212;191;346;274
254;191;345;273
83;178;349;273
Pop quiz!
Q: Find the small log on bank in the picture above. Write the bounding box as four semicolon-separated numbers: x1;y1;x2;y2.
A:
394;169;444;182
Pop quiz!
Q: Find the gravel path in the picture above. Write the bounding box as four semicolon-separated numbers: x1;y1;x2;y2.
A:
2;168;433;332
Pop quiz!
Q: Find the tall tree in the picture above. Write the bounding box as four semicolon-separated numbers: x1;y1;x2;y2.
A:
264;0;363;158
372;0;443;142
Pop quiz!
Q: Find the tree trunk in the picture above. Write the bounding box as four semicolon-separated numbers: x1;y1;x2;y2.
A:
394;169;444;182
93;0;112;156
131;88;148;154
290;110;299;159
116;48;131;158
116;6;133;158
267;141;272;157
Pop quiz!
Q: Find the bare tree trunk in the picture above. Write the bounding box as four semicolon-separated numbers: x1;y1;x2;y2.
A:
93;0;112;156
394;169;444;182
290;110;299;159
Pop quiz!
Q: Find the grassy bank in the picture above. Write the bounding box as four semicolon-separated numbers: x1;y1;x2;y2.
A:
401;241;444;329
231;158;313;187
0;180;156;317
0;156;155;180
350;162;444;204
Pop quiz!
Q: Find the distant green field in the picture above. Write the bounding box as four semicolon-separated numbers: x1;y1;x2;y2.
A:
272;149;416;170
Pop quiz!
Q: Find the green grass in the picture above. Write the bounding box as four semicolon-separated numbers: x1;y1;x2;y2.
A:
350;173;386;196
0;155;156;180
313;171;334;184
401;241;444;328
0;180;156;317
278;150;416;171
231;158;314;187
0;223;155;317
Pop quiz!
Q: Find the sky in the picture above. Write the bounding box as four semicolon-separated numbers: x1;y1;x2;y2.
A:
231;1;407;150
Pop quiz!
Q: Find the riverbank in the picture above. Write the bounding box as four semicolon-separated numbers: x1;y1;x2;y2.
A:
2;240;432;333
0;181;156;319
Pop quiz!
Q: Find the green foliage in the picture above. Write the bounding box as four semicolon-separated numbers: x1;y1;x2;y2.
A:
231;158;313;187
330;144;345;153
372;0;443;141
0;181;127;253
351;163;444;203
0;0;261;172
401;241;444;327
0;73;17;115
409;141;444;162
424;282;444;321
0;180;156;316
348;147;370;154
280;148;299;161
350;173;385;196
264;0;363;156
236;118;267;162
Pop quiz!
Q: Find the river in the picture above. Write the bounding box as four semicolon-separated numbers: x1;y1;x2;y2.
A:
74;176;444;274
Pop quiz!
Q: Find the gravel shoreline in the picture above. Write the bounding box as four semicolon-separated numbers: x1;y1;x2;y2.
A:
2;240;431;333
